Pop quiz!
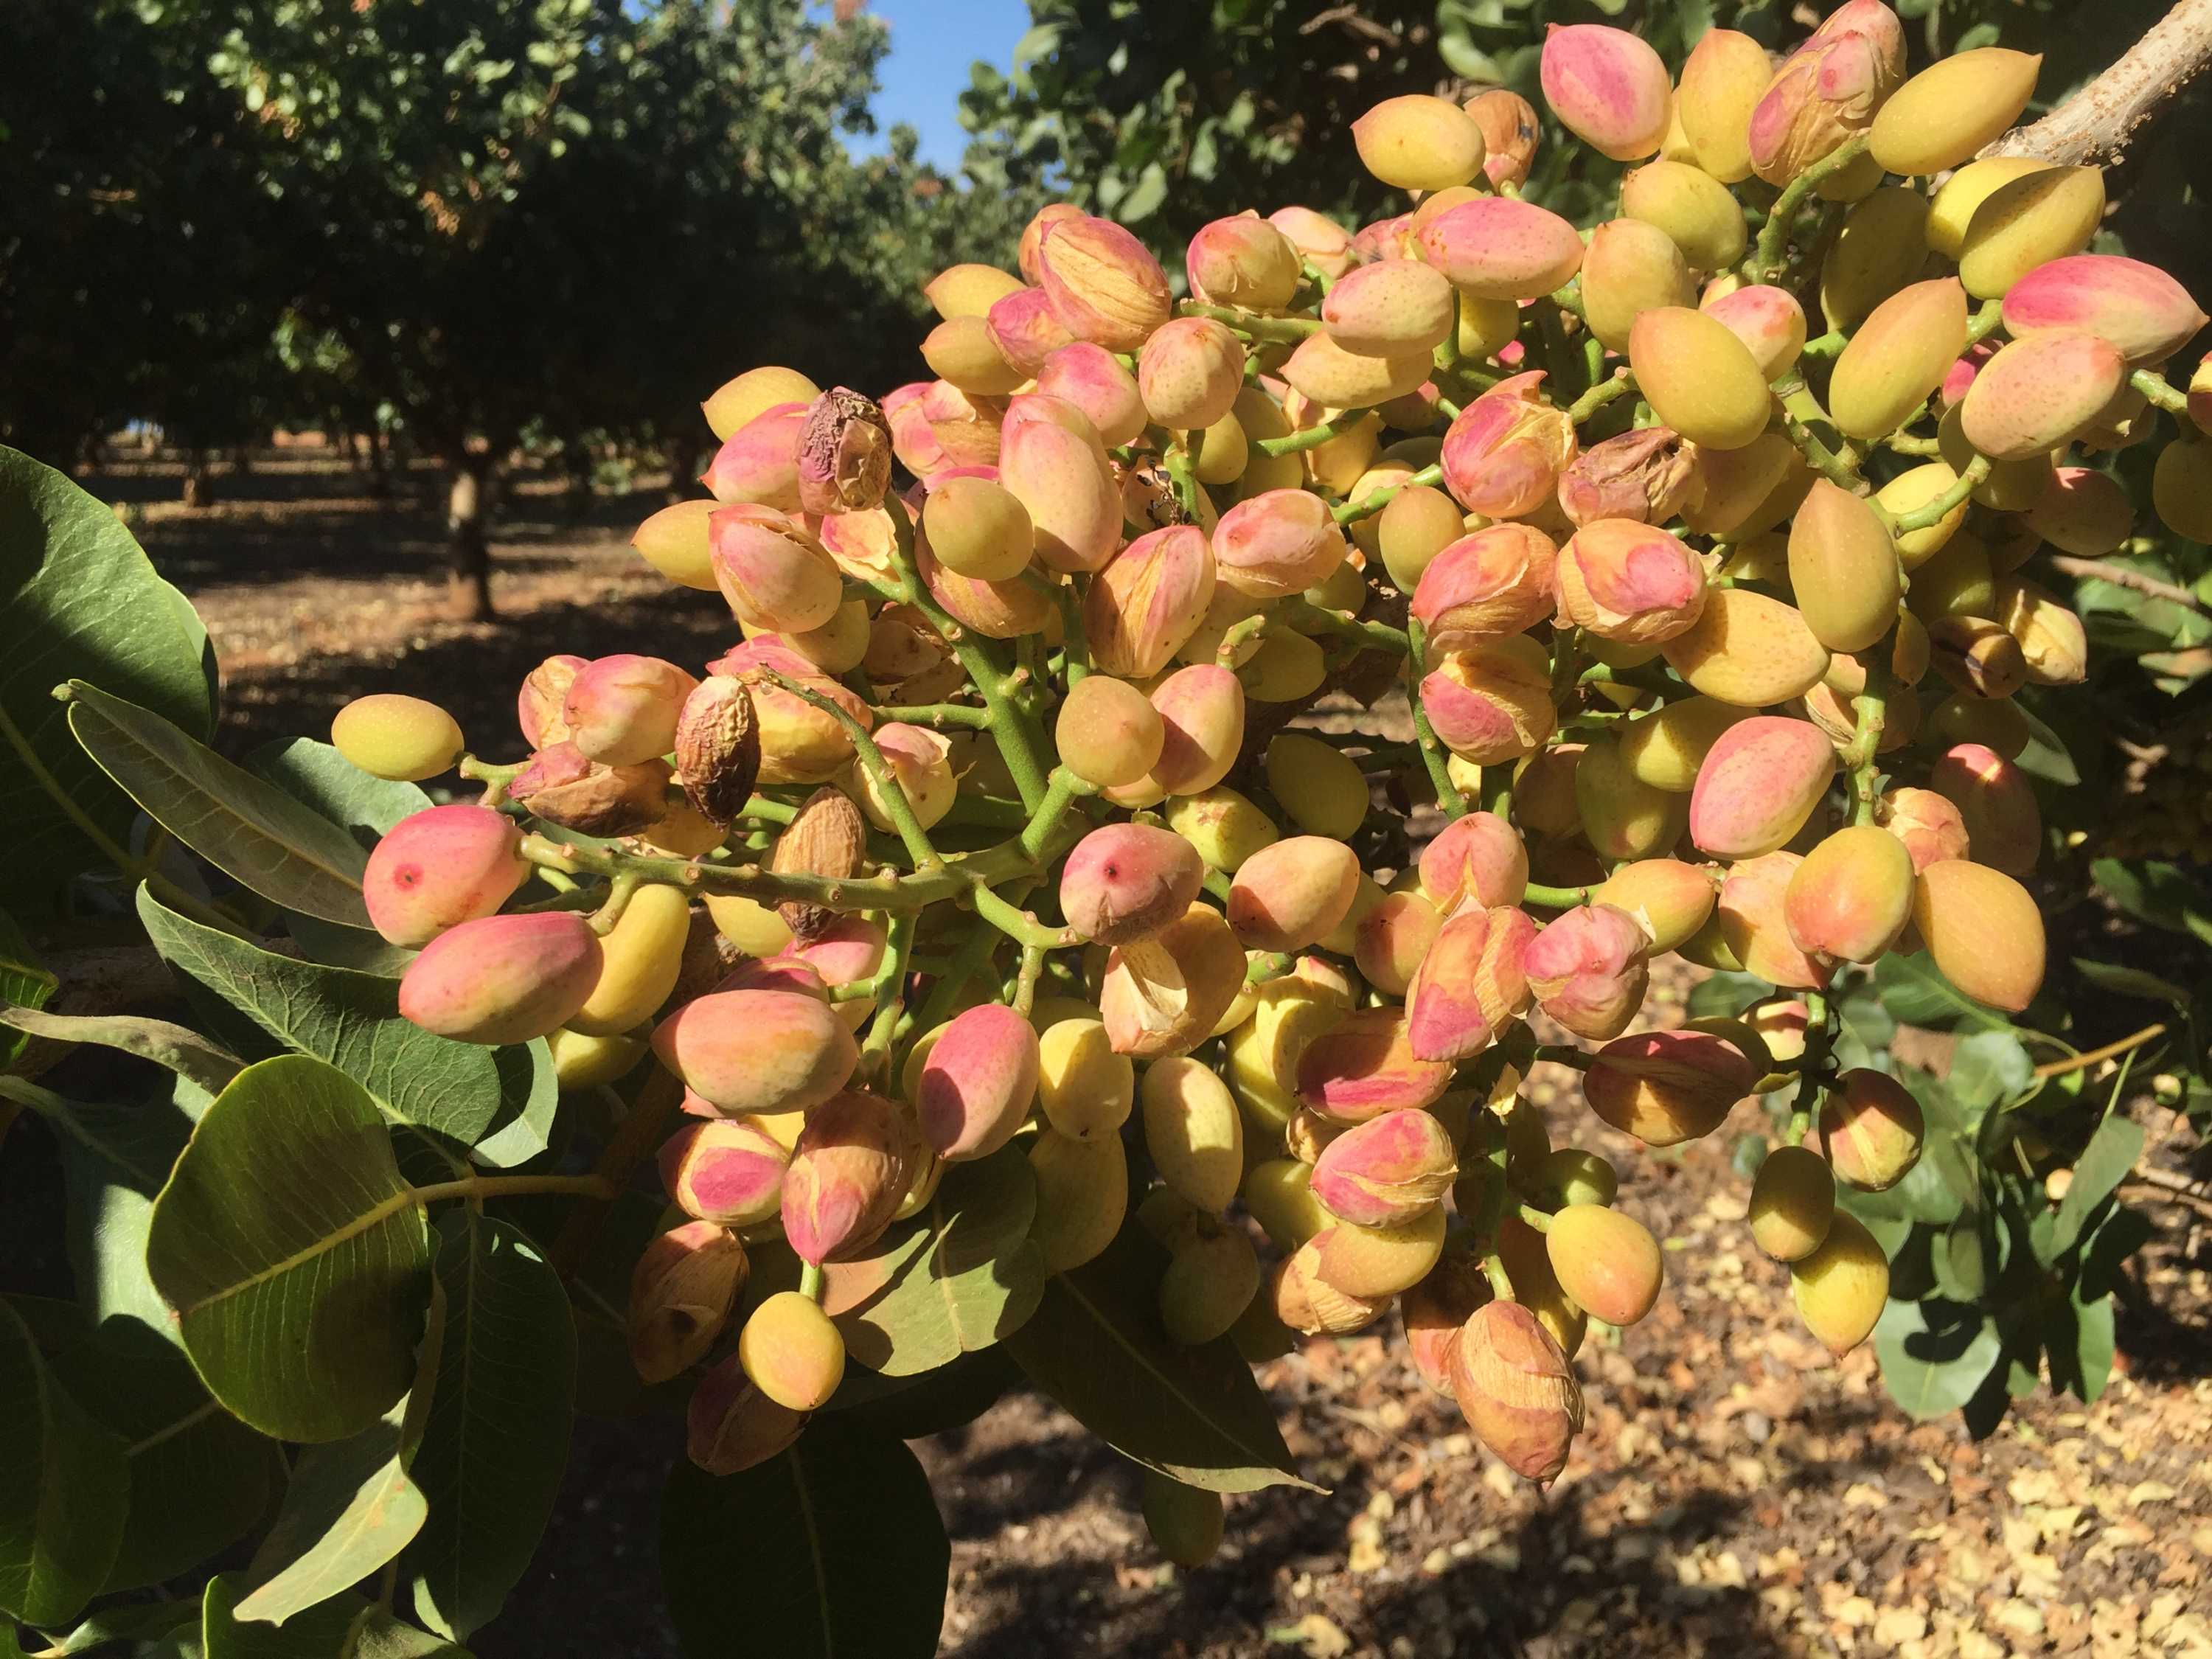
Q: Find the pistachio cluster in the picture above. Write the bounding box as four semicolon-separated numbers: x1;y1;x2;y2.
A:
326;1;2194;1554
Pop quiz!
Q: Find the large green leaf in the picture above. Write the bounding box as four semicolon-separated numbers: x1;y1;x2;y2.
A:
201;1575;469;1659
0;1300;129;1627
9;1075;201;1346
2090;857;2212;949
247;737;432;846
33;1599;200;1654
1874;1298;2004;1422
2053;1110;2146;1256
1874;952;2013;1032
145;1055;433;1443
63;681;371;928
818;1142;1045;1376
0;447;215;917
660;1422;947;1659
0;1004;244;1096
403;1212;574;1641
139;889;510;1150
234;1402;427;1626
1003;1226;1313;1494
24;1299;275;1593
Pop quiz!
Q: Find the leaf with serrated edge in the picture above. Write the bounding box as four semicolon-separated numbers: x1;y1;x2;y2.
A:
0;446;215;914
139;887;510;1149
64;679;372;926
0;1300;129;1627
1004;1225;1313;1494
403;1211;574;1641
661;1423;947;1659
146;1054;431;1443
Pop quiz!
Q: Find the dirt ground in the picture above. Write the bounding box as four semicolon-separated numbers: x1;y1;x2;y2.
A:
88;453;2212;1659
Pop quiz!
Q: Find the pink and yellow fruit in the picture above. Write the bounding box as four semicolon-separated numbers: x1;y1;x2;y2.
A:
659;1118;790;1229
1545;1203;1663;1326
1449;1299;1584;1484
917;1003;1041;1161
652;988;859;1116
1102;902;1247;1058
1790;1209;1890;1356
1749;1143;1835;1262
1439;372;1579;521
1821;1068;1926;1192
781;1090;915;1265
1522;902;1649;1043
1585;1027;1759;1146
398;911;603;1046
1226;836;1362;953
1783;824;1915;964
364;804;528;947
1689;715;1838;860
1539;24;1672;162
628;1220;747;1385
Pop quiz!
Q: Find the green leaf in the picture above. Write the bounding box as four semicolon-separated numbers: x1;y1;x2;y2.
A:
821;1141;1045;1376
2069;958;2191;1007
0;447;215;917
1874;1298;2004;1422
25;1301;274;1593
1946;1031;2034;1115
0;1004;243;1096
1687;971;1767;1021
1874;952;2012;1032
16;1075;200;1345
246;737;431;845
2053;1110;2145;1256
1004;1226;1313;1494
0;1300;129;1627
145;1055;432;1443
404;1213;574;1641
201;1575;469;1658
32;1599;199;1654
233;1399;427;1626
139;889;510;1150
465;1043;558;1171
63;681;370;928
0;908;56;1070
2091;858;2212;948
660;1422;947;1659
2046;1282;2117;1404
823;1346;1021;1441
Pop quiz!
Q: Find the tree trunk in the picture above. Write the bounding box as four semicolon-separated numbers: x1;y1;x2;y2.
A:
182;445;215;509
230;442;254;478
447;453;495;622
561;439;594;522
665;431;702;503
365;428;392;501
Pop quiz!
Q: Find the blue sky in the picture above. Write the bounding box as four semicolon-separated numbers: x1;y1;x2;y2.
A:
858;0;1034;167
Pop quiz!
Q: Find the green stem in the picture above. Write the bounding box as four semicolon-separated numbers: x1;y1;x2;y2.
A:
1019;766;1093;861
968;880;1079;949
1280;598;1409;655
877;494;1051;811
1799;330;1847;361
1332;462;1445;526
799;1261;825;1301
1967;298;2006;347
761;669;942;871
1403;616;1467;820
1513;1201;1554;1233
517;827;1036;917
411;1172;619;1206
1882;455;1989;533
1565;370;1635;425
1843;658;1890;826
869;701;995;730
1791;989;1834;1133
1245;950;1295;984
1175;302;1324;343
1523;883;1591;910
1258;411;1371;456
589;872;644;936
1747;136;1868;282
1531;1043;1593;1072
2133;367;2191;415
